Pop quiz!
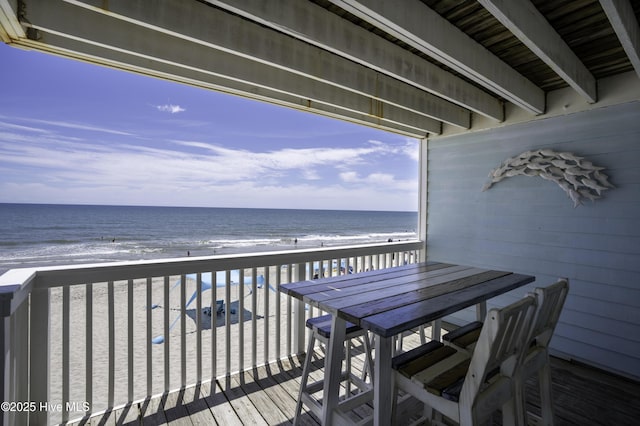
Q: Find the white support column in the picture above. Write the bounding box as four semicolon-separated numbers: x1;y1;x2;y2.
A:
418;137;429;262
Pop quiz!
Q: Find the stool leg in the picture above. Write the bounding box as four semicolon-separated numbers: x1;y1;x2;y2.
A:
345;337;352;396
419;324;427;344
362;333;374;384
293;330;317;426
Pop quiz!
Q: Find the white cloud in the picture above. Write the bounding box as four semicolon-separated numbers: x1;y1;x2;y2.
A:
338;170;417;194
2;117;134;136
402;139;420;162
0;128;417;210
156;104;186;114
339;171;359;182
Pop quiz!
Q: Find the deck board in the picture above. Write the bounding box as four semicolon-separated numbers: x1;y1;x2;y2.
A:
69;333;640;426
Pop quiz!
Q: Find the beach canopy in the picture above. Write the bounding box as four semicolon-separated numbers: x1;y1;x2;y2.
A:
169;271;266;309
151;271;265;344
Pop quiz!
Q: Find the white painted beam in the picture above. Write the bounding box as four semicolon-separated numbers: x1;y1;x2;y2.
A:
330;0;545;114
0;0;24;42
479;0;597;103
205;0;502;121
12;33;428;139
600;0;640;79
66;0;468;128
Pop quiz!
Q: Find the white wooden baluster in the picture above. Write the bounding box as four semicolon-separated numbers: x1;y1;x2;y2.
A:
238;269;245;373
286;264;292;355
275;265;282;360
210;271;217;385
306;262;314;320
128;279;134;402
196;273;202;384
86;283;93;410
294;263;306;355
62;285;70;422
180;274;186;388
163;276;170;392
225;270;231;377
107;281;115;408
251;267;258;367
145;278;152;397
263;266;270;364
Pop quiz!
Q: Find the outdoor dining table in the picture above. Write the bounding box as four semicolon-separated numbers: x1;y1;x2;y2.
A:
280;261;535;426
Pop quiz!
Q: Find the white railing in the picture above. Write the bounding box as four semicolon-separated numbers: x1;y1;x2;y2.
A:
0;240;423;425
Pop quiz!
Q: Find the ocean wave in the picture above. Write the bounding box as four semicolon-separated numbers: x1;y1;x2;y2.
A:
0;205;418;273
296;231;416;242
203;238;282;247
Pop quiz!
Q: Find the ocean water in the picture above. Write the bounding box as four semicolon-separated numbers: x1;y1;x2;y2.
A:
0;203;417;274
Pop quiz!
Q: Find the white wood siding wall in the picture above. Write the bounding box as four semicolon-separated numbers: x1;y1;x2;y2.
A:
426;100;640;380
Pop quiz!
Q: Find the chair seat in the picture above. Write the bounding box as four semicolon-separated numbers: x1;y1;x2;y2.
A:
306;314;362;338
393;340;471;401
442;321;483;348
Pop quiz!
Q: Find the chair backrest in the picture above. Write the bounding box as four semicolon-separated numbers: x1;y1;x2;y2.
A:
460;294;538;406
528;279;570;349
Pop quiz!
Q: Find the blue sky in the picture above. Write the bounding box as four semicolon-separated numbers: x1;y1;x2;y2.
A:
0;43;419;211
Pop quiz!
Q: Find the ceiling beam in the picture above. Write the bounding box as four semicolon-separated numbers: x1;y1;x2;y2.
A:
329;0;545;114
14;35;428;138
0;0;24;42
206;0;502;121
66;0;466;128
17;0;437;136
600;0;640;79
479;0;597;103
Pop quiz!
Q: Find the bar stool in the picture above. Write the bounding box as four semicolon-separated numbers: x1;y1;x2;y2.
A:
293;314;374;425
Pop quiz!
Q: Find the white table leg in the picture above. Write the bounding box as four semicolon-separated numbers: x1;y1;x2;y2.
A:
322;315;346;426
374;335;393;426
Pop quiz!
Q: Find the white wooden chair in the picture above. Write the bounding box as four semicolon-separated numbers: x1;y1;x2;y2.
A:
440;279;570;425
293;314;373;425
392;294;538;425
514;278;570;426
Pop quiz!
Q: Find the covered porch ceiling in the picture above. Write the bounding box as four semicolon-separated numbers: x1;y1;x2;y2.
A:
0;0;639;139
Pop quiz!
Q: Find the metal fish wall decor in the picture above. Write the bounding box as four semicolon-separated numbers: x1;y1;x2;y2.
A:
482;149;615;207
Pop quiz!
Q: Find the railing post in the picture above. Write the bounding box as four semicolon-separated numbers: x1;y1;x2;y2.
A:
0;284;20;426
293;263;306;354
29;287;50;426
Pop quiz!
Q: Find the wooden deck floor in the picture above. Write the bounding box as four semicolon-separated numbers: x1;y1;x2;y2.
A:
70;342;640;426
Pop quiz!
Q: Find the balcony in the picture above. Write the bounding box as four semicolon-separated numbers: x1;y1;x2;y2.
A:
2;241;639;425
1;241;422;425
